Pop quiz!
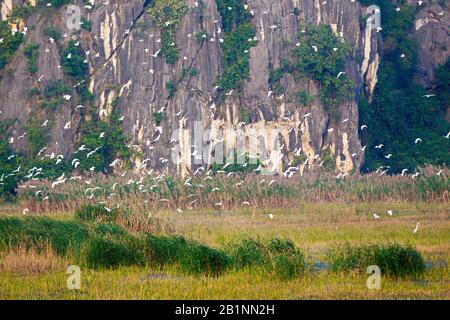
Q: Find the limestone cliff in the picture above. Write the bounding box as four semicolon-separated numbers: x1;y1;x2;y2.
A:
0;0;448;176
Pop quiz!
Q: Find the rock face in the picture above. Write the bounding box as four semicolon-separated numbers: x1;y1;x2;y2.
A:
413;1;450;88
0;0;447;176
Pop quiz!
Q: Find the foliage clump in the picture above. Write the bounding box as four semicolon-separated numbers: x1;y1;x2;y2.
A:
146;0;187;64
0;21;24;72
75;113;130;173
23;43;40;74
274;24;354;114
327;243;426;277
215;0;257;93
60;40;88;80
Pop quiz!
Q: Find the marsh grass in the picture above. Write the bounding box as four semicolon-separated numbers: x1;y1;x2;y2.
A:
16;168;449;216
0;244;65;275
177;243;230;277
225;238;306;280
146;235;230;276
146;235;188;266
74;204;118;222
0;216;89;255
327;243;426;277
82;236;147;269
0;207;448;299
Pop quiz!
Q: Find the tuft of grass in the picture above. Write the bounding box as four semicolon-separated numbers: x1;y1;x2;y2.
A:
146;235;187;266
272;253;305;280
225;238;306;280
327;243;426;277
267;238;306;280
82;236;147;269
177;243;231;277
226;239;267;268
146;234;230;276
74;204;118;222
0;217;89;255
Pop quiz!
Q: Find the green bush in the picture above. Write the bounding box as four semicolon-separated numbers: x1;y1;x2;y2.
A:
60;40;88;80
327;243;426;277
146;234;230;276
43;79;71;98
82;236;147;269
74;113;130;173
146;234;188;266
177;242;231;276
0;21;24;72
290;24;354;111
226;237;306;279
74;204;118;222
23;43;40;74
0;217;90;255
0;122;23;197
215;0;257;93
146;0;187;64
227;239;267;268
25;116;49;157
43;27;61;41
272;253;305;280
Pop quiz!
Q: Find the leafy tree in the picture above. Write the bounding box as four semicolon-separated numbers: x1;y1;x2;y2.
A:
215;0;257;92
74;114;130;173
61;40;88;80
290;24;354;111
0;21;24;72
146;0;187;64
25;116;49;158
0;125;22;197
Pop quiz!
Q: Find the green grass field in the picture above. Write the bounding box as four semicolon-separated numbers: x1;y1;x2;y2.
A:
1;202;448;300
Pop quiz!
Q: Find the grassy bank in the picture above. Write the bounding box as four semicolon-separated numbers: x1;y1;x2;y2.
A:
0;202;448;299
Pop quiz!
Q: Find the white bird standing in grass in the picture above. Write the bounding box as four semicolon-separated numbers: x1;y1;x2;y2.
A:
413;222;420;234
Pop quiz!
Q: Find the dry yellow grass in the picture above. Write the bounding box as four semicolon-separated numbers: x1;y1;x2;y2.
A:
0;245;65;275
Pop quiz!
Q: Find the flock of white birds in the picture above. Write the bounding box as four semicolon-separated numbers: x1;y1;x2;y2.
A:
0;1;448;236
